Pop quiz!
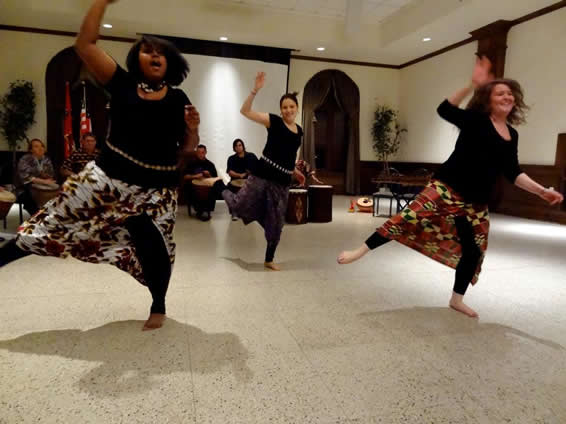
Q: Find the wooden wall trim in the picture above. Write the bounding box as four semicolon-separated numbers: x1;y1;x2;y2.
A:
154;34;292;66
291;55;399;69
511;0;566;26
399;38;475;69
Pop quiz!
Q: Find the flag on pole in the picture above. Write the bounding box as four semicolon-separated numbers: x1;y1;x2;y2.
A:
80;81;92;137
63;81;75;159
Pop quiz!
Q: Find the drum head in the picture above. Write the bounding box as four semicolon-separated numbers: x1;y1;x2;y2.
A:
309;185;333;189
192;177;220;187
289;189;307;193
0;190;16;202
356;197;374;208
32;183;59;191
229;179;246;188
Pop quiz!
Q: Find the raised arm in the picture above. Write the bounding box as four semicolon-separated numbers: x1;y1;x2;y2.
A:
74;0;117;85
240;72;270;127
438;55;493;128
448;55;493;106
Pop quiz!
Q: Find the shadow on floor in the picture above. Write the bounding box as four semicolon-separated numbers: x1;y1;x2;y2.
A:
359;306;565;351
221;256;315;272
0;319;252;397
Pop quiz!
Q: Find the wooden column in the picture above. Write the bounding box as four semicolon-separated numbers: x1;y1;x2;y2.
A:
556;134;566;211
470;20;513;78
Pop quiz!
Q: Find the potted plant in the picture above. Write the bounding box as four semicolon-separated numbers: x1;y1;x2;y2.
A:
371;104;406;177
0;80;36;182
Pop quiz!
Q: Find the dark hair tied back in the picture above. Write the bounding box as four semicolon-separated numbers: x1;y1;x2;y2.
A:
279;91;299;108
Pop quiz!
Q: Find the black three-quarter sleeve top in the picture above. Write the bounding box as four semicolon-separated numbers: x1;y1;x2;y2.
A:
434;99;523;204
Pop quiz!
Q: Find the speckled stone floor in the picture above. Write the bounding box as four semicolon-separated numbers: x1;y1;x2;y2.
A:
1;197;565;423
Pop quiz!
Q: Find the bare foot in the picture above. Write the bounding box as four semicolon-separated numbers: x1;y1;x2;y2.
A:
337;244;370;264
264;261;281;271
449;300;478;318
142;313;166;331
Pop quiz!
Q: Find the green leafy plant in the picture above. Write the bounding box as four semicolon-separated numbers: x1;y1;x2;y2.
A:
371;105;406;176
0;80;36;180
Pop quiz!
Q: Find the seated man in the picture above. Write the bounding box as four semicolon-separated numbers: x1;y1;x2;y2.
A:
226;138;257;192
60;132;99;178
182;144;223;221
17;138;56;216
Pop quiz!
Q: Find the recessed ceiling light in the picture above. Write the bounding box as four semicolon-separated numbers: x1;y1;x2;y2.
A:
102;23;113;29
422;37;431;42
317;47;325;51
219;36;228;41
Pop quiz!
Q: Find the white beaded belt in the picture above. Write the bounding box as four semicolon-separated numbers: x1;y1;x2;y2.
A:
261;155;294;175
106;140;177;171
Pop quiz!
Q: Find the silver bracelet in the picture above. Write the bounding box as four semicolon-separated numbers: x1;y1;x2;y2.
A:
542;186;554;195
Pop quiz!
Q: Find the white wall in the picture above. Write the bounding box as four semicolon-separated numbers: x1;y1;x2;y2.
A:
178;55;288;172
505;7;566;165
288;58;401;162
0;30;130;151
0;30;290;174
398;7;566;166
4;4;565;167
398;43;477;163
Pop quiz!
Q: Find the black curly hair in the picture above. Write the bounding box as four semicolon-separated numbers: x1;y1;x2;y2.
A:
126;35;189;86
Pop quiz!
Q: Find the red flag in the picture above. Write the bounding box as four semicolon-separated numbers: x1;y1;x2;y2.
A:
80;81;92;138
63;82;74;159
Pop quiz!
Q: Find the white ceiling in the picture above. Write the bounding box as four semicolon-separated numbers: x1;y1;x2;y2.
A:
0;0;561;65
214;0;414;21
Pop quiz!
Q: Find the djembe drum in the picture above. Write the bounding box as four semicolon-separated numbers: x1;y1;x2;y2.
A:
286;188;308;224
356;197;374;213
191;177;220;201
228;178;246;193
307;185;333;223
190;177;222;215
31;183;60;208
0;189;16;221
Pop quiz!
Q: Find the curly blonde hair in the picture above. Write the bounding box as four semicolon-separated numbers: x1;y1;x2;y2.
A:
466;78;529;125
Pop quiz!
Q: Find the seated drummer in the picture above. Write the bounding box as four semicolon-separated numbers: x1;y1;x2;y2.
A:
226;138;258;191
292;159;323;187
16;138;56;216
182;144;222;221
60;132;99;178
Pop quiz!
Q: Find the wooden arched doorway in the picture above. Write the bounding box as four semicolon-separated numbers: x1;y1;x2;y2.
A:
45;47;110;178
301;70;360;194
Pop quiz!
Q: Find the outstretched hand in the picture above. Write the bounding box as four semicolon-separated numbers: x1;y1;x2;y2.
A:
541;188;564;206
185;105;200;130
254;72;266;92
294;169;306;186
471;55;494;88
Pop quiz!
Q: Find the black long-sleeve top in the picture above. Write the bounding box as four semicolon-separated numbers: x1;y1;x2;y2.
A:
433;99;523;204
